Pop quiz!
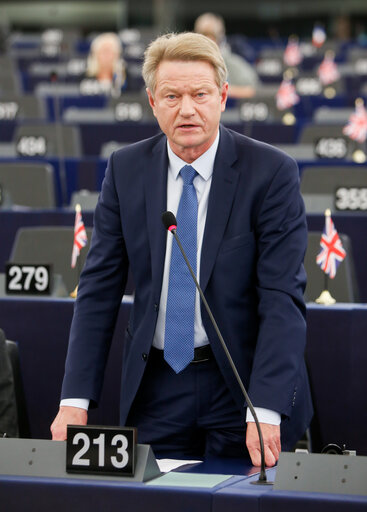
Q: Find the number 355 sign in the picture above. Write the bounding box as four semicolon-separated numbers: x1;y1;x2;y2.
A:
66;425;136;477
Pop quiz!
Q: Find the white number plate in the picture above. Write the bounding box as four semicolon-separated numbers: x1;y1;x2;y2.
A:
66;425;136;476
16;136;47;157
5;264;51;295
314;137;348;159
335;187;367;211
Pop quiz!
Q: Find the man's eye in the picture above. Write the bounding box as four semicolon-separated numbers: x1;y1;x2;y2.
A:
167;95;176;100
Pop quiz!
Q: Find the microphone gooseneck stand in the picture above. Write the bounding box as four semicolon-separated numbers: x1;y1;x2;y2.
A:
162;211;272;485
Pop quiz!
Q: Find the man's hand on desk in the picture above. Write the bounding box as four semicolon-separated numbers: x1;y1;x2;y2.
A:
50;406;88;441
246;422;281;467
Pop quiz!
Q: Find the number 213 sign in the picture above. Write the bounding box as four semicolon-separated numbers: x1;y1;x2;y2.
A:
66;425;136;476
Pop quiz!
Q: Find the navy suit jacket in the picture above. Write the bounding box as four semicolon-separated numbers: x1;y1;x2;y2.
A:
62;125;313;450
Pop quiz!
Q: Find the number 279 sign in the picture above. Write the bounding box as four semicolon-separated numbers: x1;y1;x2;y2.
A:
5;264;50;295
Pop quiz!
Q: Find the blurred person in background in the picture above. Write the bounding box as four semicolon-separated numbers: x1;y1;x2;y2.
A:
86;32;126;96
194;12;259;98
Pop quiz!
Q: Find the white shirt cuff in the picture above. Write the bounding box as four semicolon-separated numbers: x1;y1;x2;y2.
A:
246;407;281;425
60;398;90;410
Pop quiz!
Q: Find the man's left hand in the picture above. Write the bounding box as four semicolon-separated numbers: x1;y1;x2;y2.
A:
246;422;281;467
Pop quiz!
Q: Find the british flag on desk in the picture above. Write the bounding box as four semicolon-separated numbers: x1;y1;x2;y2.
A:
312;24;326;48
276;78;300;110
283;36;303;67
316;211;346;279
317;51;340;86
343;98;367;144
71;204;88;268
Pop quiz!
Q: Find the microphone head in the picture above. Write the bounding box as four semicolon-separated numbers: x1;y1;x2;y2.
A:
162;211;177;232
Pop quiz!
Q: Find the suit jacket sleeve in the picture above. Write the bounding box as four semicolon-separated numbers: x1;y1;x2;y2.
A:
61;152;129;405
249;153;307;419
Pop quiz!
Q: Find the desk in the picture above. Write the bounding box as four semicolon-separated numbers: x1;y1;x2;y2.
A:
260;489;367;512
0;297;128;438
213;468;367;512
0;210;94;276
0;443;262;512
306;303;367;454
0;474;242;512
0;156;105;206
1;464;366;512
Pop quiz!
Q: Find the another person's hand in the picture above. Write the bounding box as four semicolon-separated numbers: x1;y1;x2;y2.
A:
246;422;281;467
50;406;88;441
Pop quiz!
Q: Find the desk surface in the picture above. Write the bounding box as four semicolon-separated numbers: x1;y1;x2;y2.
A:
0;446;265;512
1;462;366;512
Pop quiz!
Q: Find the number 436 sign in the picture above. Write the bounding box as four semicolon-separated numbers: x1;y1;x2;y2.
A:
66;425;137;477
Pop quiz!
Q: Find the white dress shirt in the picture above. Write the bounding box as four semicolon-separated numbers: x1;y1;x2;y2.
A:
152;132;219;349
61;130;280;426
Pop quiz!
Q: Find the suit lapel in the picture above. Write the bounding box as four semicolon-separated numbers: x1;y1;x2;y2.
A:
144;135;169;303
200;127;239;292
143;127;239;298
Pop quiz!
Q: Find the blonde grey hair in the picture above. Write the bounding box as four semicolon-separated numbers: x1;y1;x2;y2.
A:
142;32;228;94
86;32;122;77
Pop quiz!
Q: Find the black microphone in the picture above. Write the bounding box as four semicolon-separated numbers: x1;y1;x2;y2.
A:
161;210;271;485
161;210;177;232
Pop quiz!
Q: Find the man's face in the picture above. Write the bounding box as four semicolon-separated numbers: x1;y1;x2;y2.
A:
147;60;228;163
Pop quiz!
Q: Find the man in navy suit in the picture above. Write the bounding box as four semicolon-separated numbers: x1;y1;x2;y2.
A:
51;32;312;466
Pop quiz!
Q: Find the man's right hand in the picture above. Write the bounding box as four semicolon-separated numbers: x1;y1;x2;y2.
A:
50;406;88;440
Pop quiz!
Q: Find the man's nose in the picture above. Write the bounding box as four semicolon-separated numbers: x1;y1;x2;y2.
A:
179;95;195;116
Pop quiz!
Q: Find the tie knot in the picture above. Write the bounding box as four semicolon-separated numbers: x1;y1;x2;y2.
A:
180;165;197;186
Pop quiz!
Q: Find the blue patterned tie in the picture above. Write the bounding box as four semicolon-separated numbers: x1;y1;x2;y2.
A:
164;165;198;373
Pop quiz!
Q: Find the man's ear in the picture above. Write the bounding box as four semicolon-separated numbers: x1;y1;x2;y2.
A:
146;88;156;116
220;82;229;112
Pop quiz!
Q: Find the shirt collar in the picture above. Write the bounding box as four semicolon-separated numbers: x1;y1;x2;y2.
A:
167;130;220;182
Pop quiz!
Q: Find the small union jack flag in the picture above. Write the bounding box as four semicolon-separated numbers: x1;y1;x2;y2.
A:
284;38;303;67
316;213;346;279
276;78;300;110
71;204;88;268
312;24;326;48
318;52;340;86
343;99;367;143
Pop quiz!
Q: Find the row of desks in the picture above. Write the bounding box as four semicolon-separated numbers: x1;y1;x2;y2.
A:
1;463;366;512
1;210;367;302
